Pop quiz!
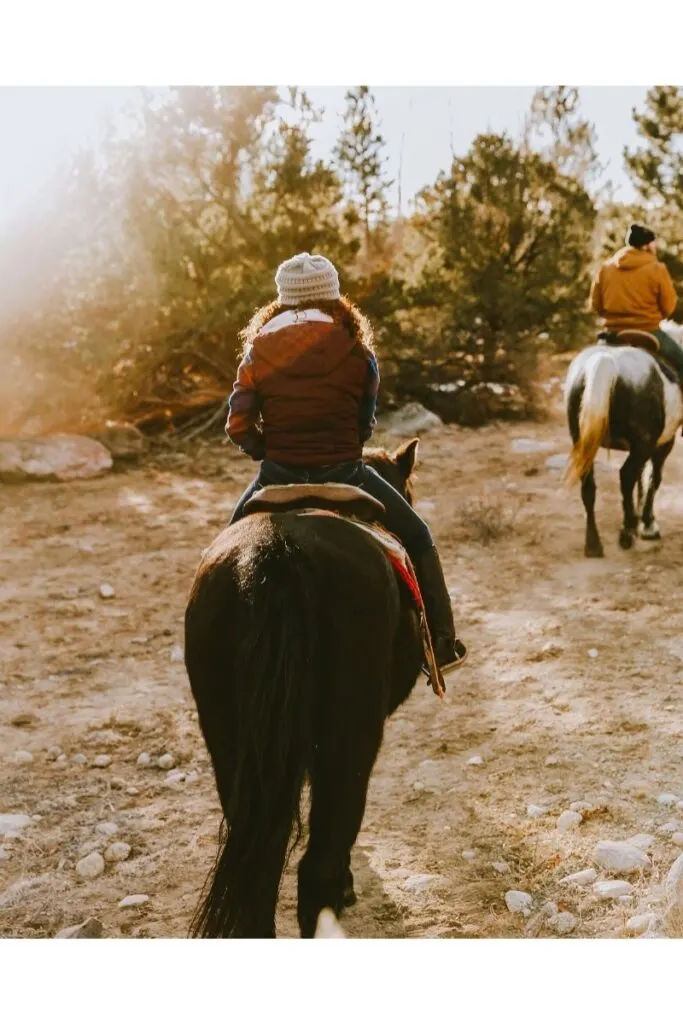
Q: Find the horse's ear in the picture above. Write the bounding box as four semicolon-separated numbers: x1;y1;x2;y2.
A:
393;438;419;479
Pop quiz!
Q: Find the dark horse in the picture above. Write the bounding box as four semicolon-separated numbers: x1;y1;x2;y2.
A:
184;439;428;937
565;323;683;557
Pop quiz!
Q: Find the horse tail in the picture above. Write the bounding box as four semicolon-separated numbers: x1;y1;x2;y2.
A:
188;534;316;938
566;350;617;485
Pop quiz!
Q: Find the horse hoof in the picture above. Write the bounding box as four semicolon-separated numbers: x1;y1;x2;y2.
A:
619;530;635;550
639;521;661;541
585;545;604;558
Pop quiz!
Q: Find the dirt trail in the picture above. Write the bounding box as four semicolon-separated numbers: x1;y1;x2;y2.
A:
1;416;682;938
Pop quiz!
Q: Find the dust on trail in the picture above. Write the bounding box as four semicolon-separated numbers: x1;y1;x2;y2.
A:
1;418;682;938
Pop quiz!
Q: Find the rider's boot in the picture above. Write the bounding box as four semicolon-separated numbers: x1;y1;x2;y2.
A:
411;545;468;677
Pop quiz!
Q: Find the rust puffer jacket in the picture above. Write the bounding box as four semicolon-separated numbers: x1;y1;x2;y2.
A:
590;247;678;331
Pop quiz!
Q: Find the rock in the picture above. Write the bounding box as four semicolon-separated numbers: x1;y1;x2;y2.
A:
10;712;39;728
13;750;34;764
540;642;564;659
557;810;582;832
549;911;577;935
510;438;555;454
403;873;445;893
170;645;184;664
545;756;560;766
527;804;549;819
157;753;175;770
91;424;147;462
587;648;599;659
164;770;187;786
104;842;131;863
461;850;477;862
658;821;681;835
545;453;570;471
593;880;634;900
658;793;679;807
75;852;105;879
136;752;151;767
665;852;683;905
678;801;683;811
0;813;31;836
466;755;484;766
593;840;650;874
96;822;118;836
73;754;88;765
625;913;658;937
627;833;656;852
45;746;62;761
492;861;510;874
126;787;140;796
671;833;683;847
505;890;533;915
98;584;115;600
569;801;593;814
92;755;112;768
0;846;9;861
560;868;597;886
378;402;443;437
0;434;112;484
56;917;103;939
118;893;150;909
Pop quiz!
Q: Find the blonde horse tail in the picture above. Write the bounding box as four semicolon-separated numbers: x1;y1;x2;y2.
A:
565;351;617;486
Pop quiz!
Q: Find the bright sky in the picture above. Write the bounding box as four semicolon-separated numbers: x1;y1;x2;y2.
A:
0;86;648;230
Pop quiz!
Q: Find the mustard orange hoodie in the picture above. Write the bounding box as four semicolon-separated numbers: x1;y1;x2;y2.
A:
590;247;678;331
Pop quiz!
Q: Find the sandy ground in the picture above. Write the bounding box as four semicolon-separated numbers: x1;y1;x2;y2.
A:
2;408;683;939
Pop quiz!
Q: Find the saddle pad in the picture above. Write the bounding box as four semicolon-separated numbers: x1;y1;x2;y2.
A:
298;509;444;698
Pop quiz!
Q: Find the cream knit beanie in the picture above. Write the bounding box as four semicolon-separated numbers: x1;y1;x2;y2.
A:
275;252;341;306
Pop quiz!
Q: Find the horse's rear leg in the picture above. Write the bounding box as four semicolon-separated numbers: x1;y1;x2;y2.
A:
619;448;648;549
297;724;383;938
581;467;603;558
639;441;673;541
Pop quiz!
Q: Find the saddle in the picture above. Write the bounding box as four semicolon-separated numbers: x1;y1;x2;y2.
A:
242;483;445;698
597;329;679;386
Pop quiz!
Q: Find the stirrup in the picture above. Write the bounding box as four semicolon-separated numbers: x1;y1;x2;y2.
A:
421;639;468;679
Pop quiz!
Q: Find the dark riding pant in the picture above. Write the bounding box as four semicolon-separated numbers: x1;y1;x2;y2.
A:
229;459;434;558
655;330;683;378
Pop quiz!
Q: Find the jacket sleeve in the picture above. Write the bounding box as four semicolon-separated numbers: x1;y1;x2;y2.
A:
658;263;678;319
226;352;265;461
359;348;380;444
590;269;604;316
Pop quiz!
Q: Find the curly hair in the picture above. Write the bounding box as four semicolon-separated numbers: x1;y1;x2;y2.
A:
239;296;376;357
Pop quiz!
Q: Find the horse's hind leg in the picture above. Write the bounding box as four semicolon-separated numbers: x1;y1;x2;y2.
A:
581;468;603;558
297;720;383;938
639;441;673;541
619;448;649;549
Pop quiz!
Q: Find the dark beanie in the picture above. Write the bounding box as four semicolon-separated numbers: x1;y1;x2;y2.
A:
626;223;656;249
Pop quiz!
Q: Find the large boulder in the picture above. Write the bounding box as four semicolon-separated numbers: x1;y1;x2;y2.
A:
378;402;443;437
0;435;113;483
91;423;147;462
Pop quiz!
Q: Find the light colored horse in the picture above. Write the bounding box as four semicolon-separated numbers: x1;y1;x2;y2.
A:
564;321;683;556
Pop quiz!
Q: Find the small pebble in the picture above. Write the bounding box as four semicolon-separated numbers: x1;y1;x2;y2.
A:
104;842;131;863
99;584;116;600
170;645;184;663
626;833;655;852
678;801;683;811
73;754;88;766
164;771;186;786
560;868;597;886
118;894;149;909
31;814;43;822
526;804;549;819
0;846;9;861
96;822;118;836
505;890;532;915
402;874;444;893
492;861;510;874
157;754;175;770
549;911;577;935
569;801;593;813
462;850;476;861
593;880;634;900
136;752;151;767
56;917;103;939
76;852;105;879
587;648;599;659
671;833;683;847
625;913;658;937
658;821;681;835
46;746;62;762
658;793;678;807
466;755;484;766
126;787;140;797
545;756;560;766
13;750;34;764
92;755;112;769
557;810;582;832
